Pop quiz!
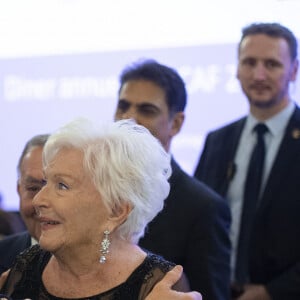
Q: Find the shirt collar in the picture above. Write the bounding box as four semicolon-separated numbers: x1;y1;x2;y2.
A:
245;101;295;137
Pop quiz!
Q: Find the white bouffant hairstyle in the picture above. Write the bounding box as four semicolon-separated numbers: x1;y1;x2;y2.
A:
43;118;171;243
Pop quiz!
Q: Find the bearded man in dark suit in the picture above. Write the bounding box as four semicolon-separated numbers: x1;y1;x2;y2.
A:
195;22;300;300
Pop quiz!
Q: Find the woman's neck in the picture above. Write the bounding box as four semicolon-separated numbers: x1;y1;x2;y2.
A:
42;241;147;298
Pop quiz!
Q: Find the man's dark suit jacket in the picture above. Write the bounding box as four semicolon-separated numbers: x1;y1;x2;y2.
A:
194;106;300;300
139;159;231;300
0;231;31;274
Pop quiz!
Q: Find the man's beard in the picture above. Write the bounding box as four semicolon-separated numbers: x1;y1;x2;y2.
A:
249;96;279;108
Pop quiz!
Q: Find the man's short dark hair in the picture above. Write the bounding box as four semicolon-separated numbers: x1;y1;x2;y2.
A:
119;59;187;114
239;22;298;61
17;134;50;176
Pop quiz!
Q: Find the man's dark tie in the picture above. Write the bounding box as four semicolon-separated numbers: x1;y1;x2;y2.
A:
235;123;269;284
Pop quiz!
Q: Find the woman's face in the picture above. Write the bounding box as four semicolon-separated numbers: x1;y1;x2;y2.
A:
33;147;110;254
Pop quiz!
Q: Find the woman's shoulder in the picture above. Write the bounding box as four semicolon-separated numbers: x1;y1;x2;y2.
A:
14;244;49;271
0;244;51;298
127;252;191;299
18;244;44;259
143;252;190;292
143;252;175;273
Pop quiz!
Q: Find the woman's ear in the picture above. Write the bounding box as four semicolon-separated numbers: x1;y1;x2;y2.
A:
109;202;133;227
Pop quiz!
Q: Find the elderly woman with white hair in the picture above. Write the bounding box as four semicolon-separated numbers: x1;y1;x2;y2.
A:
0;118;193;299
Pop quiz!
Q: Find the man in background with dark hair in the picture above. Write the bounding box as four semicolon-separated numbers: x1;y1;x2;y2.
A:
195;22;300;299
114;59;231;300
0;134;49;273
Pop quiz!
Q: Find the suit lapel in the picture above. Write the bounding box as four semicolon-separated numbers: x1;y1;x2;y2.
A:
220;118;246;195
259;106;300;212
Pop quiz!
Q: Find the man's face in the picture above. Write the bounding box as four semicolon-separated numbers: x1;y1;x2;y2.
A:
114;79;183;151
237;34;298;113
17;146;44;240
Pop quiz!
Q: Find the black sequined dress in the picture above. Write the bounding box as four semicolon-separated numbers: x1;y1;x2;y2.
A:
0;244;186;300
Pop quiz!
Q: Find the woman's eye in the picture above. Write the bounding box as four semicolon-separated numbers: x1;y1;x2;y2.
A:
58;182;68;190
